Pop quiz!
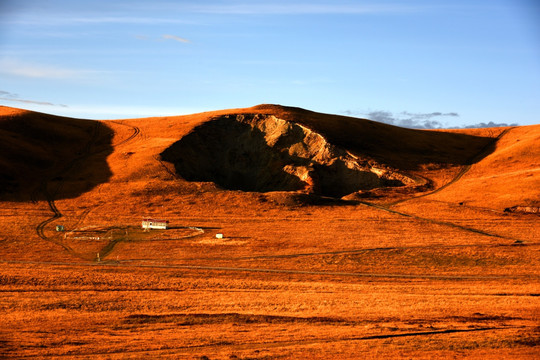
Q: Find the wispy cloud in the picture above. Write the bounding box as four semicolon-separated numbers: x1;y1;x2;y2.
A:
0;58;105;80
0;90;67;107
106;1;434;17
0;91;17;99
5;15;191;26
3;2;429;28
162;34;190;43
179;3;426;15
135;34;191;44
68;16;185;24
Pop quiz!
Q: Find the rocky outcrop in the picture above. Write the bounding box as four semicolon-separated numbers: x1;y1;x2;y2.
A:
504;206;540;214
161;114;415;198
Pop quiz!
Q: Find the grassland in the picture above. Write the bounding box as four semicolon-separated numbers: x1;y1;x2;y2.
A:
0;105;538;359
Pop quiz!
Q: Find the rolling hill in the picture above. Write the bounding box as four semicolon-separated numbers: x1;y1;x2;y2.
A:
1;104;537;210
1;104;538;359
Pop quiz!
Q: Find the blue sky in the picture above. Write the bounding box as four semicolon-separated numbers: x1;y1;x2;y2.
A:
0;0;539;127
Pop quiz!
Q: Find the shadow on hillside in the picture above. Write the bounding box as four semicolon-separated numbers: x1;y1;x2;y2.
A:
160;113;501;198
161;117;307;193
282;110;499;171
0;112;114;201
160;115;409;198
341;129;498;171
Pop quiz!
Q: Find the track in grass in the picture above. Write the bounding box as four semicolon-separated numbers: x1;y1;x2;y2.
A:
388;127;514;207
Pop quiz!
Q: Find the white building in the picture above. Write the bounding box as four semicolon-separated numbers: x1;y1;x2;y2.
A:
142;218;169;230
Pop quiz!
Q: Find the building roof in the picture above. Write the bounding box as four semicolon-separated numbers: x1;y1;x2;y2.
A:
142;218;169;223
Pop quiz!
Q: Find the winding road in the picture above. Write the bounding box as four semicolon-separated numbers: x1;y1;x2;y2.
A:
27;121;526;273
388;127;514;206
33;121;141;260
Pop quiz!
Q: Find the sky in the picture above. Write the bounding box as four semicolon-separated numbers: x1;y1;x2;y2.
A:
0;0;539;128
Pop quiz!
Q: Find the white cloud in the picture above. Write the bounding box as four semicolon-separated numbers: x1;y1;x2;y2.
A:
183;3;425;15
135;34;191;44
67;2;433;18
5;15;191;26
2;2;430;29
0;58;105;80
162;34;190;43
67;16;189;24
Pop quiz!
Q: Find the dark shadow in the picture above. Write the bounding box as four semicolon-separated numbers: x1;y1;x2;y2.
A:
0;109;114;201
263;192;359;207
313;162;382;198
263;105;500;171
124;312;345;325
160;115;402;197
161;117;307;193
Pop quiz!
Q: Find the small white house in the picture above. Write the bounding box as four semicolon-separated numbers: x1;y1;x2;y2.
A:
142;218;169;230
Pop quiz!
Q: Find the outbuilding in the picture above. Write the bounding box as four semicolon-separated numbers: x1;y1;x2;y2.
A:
142;218;169;230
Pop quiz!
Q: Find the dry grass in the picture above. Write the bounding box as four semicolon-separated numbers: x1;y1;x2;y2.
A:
0;105;539;358
427;125;540;209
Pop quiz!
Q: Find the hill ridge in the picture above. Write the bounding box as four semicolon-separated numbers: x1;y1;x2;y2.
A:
1;104;538;209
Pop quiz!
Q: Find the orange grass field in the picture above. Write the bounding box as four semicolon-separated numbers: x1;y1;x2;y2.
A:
0;105;538;359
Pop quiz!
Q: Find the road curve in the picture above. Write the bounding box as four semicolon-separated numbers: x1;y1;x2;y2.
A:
388;127;514;206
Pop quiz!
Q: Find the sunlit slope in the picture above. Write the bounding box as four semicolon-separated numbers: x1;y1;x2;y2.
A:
122;104;495;170
248;105;495;171
427;124;540;209
118;105;497;194
2;104;537;209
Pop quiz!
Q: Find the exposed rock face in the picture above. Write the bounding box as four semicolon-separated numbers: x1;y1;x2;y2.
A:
161;114;413;197
504;206;540;214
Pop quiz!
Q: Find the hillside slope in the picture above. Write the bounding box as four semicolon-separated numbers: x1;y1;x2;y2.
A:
427;124;540;209
118;104;516;205
1;104;537;209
